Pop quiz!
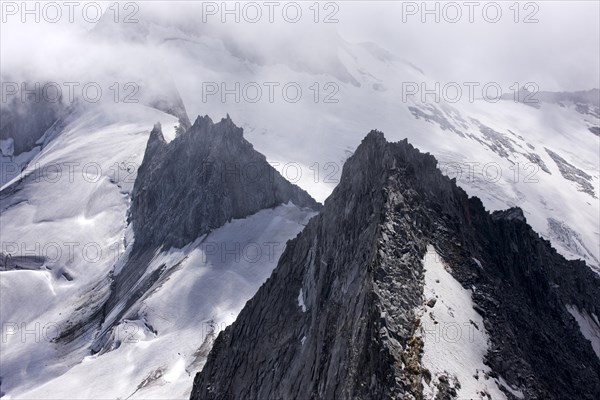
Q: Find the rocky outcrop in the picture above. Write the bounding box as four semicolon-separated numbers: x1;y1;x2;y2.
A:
0;82;68;157
92;115;320;353
545;148;596;197
191;131;600;400
130;115;319;249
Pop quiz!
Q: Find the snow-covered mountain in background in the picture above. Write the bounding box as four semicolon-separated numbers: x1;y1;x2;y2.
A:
1;5;599;399
84;7;599;269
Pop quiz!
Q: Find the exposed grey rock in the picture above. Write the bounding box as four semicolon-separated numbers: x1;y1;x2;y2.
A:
408;105;467;138
523;151;550;174
0;82;68;156
191;131;600;400
545;148;596;197
130;115;320;249
471;119;517;159
91;115;320;353
575;103;600;119
0;252;45;271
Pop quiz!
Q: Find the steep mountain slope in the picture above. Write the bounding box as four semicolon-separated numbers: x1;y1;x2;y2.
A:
0;82;74;187
0;75;192;189
0;106;318;398
104;13;598;270
192;132;600;400
14;203;314;400
91;115;319;354
1;8;597;399
0;103;180;396
5;5;596;269
131;115;319;250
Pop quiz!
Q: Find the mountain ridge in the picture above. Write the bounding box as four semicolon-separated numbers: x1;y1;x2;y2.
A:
90;115;320;354
130;114;320;250
191;130;600;400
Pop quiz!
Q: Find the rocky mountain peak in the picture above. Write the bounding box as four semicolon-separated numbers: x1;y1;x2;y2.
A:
131;114;320;250
187;113;245;144
90;116;321;354
145;122;167;155
191;131;600;400
492;207;526;222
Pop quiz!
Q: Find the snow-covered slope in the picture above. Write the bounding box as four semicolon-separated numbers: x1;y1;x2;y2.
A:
0;103;177;395
89;11;599;270
0;102;315;398
6;7;597;269
567;304;600;360
10;204;313;399
1;6;598;398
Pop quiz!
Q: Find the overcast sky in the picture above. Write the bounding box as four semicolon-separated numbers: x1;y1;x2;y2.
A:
1;1;598;93
337;1;600;92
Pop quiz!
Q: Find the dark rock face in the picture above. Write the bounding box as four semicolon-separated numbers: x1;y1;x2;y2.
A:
191;131;600;400
91;115;320;353
130;115;320;250
0;83;68;157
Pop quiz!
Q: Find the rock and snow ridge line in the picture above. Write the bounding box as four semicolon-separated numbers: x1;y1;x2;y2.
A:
191;130;600;400
90;114;321;354
0;107;319;398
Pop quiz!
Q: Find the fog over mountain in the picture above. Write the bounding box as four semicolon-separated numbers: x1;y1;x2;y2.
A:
1;2;598;399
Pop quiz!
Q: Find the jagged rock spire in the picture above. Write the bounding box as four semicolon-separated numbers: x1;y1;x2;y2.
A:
191;131;600;400
131;114;320;249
